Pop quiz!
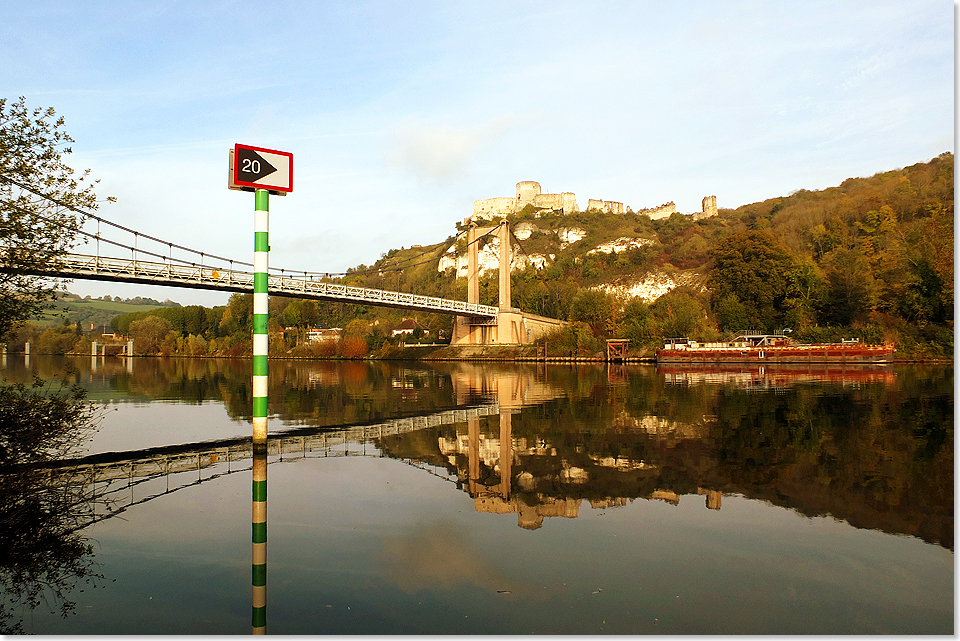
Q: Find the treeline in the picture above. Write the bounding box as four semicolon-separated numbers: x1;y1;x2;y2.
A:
96;293;436;358
69;294;180;306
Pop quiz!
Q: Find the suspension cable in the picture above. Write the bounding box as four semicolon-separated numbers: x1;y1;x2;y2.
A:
0;172;513;281
0;173;331;276
0;173;253;267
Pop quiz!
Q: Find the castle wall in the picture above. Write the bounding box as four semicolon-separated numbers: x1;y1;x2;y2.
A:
638;202;676;220
603;201;623;215
474;197;516;219
532;193;563;210
695;195;718;220
587;199;623;214
475;182;579;220
475;180;682;221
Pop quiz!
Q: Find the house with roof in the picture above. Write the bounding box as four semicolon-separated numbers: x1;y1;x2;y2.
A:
391;318;430;337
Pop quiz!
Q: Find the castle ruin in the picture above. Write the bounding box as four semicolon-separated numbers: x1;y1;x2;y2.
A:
472;181;716;222
473;181;578;219
635;202;677;219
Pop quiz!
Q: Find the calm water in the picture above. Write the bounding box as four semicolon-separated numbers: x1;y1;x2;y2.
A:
0;355;952;634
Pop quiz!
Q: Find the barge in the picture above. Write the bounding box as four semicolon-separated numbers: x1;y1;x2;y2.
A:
656;333;895;364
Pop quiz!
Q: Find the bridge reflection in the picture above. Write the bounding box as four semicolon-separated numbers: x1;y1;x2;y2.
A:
16;403;501;531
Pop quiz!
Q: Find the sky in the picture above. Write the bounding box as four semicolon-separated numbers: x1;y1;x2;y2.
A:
1;0;954;306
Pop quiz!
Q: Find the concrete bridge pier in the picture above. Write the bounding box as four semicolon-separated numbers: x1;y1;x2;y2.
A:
451;221;565;346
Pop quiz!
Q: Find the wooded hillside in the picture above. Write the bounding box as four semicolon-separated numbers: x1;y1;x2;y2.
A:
341;152;953;358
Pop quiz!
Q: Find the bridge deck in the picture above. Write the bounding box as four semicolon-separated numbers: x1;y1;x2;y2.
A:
24;403;501;485
4;253;499;319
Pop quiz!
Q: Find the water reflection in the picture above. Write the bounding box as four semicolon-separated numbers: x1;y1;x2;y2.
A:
0;372;108;633
0;356;952;633
382;362;952;548
251;441;267;634
441;408;725;530
3;356;952;550
656;362;897;387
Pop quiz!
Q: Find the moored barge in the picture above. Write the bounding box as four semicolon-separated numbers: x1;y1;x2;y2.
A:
656;333;895;363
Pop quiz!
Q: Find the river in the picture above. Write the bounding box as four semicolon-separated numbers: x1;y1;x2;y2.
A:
0;355;952;634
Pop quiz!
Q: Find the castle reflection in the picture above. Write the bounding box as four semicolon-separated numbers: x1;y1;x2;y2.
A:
440;408;722;531
438;365;736;529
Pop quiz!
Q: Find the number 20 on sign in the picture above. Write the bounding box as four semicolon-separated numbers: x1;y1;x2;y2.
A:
228;144;293;195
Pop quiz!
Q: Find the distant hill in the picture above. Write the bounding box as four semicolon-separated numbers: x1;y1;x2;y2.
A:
35;293;181;330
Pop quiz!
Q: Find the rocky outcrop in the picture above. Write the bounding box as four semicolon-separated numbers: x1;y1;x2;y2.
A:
595;270;706;302
587;236;654;255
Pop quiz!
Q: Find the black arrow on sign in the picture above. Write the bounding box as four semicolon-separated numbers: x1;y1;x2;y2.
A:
236;147;278;183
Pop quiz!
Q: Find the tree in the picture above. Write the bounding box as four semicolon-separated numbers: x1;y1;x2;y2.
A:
0;376;106;632
650;289;711;339
128;315;173;353
619;298;659;346
712;293;752;332
0;97;101;340
707;230;795;331
221;293;252;336
36;325;78;355
819;247;875;326
568;288;619;337
782;260;825;329
281;301;303;327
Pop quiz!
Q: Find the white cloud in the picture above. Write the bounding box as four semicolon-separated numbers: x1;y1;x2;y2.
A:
385;115;519;185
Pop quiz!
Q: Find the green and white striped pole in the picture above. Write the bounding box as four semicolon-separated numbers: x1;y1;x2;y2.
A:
253;188;270;441
252;188;269;634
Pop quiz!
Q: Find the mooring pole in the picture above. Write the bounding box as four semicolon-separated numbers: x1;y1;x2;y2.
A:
251;188;269;634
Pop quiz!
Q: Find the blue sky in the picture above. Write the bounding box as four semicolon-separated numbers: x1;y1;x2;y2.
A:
2;1;953;306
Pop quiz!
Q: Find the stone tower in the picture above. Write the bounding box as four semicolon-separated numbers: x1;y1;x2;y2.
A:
701;195;718;218
516;181;541;205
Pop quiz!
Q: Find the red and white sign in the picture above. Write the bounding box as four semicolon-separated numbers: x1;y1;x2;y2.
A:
230;144;293;193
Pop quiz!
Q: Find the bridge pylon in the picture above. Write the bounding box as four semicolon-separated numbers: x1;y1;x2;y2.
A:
451;220;565;346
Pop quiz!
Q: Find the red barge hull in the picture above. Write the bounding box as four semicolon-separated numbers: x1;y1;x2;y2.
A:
657;342;895;364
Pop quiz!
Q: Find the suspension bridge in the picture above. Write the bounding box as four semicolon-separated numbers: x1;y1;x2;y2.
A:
0;175;567;343
18;251;500;320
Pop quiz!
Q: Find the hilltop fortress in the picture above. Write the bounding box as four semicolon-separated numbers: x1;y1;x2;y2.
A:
472;181;717;222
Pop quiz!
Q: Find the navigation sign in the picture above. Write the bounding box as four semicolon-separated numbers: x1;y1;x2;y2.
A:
229;144;293;194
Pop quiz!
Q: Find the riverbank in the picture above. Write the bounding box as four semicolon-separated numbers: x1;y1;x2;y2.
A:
10;344;950;363
379;343;657;362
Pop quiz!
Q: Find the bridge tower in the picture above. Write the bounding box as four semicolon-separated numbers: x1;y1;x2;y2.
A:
451;221;565;346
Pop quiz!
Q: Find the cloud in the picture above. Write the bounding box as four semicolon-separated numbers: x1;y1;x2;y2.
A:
385;116;518;184
378;520;515;593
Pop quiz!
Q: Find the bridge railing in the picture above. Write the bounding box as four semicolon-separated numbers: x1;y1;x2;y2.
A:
30;403;502;487
4;253;500;319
